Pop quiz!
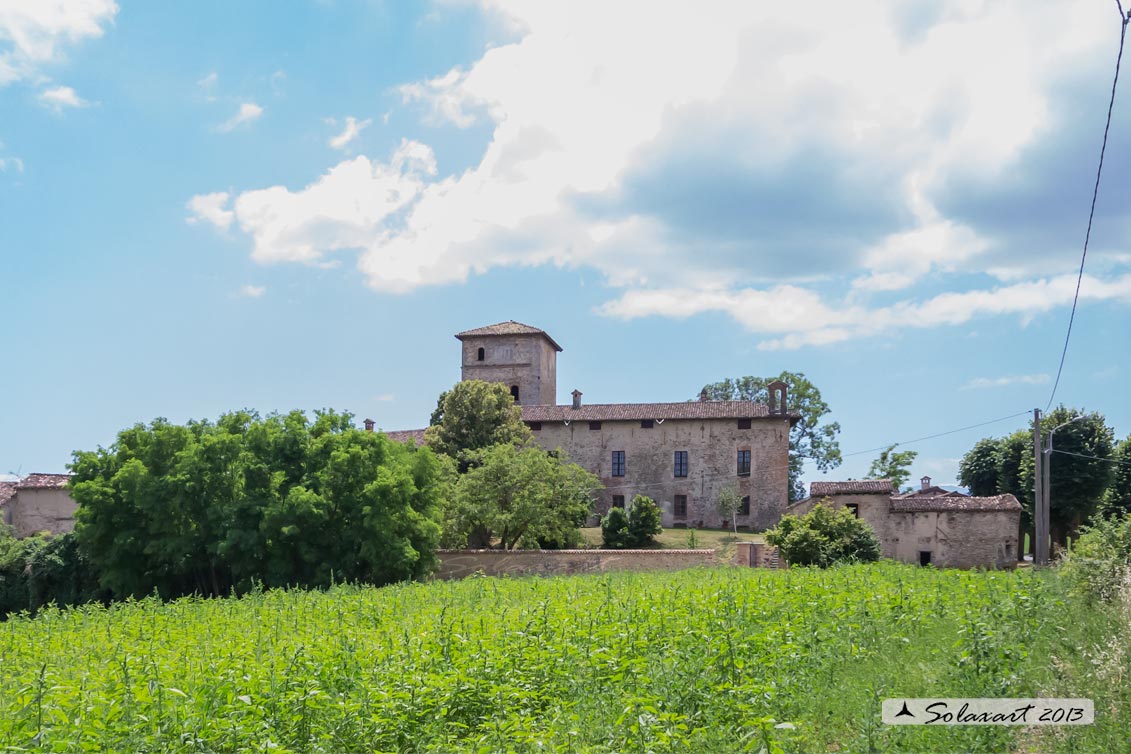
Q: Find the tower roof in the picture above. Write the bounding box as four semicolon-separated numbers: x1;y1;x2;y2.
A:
455;320;563;351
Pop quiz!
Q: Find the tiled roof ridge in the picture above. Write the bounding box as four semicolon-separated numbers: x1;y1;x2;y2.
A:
521;400;797;422
455;321;564;351
889;493;1022;512
16;472;73;489
810;480;894;496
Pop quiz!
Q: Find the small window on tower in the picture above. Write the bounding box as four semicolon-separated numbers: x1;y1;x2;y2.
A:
528;422;542;431
846;503;860;518
510;385;519;401
640;419;654;429
589;421;602;430
477;347;485;361
737;418;752;430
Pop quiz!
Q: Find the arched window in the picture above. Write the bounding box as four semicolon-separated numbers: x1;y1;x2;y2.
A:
510;385;519;401
477;347;485;361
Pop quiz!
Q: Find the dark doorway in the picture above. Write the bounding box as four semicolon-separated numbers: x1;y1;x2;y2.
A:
919;551;932;567
510;385;519;401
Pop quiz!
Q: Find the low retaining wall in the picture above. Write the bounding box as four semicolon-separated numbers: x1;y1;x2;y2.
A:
434;549;716;580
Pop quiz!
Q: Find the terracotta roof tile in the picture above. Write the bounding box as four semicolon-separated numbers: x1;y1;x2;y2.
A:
0;481;16;506
809;480;894;496
890;494;1021;513
455;321;563;351
16;473;71;490
383;429;427;445
521;401;797;422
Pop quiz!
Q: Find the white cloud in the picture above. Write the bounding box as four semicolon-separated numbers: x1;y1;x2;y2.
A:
0;155;23;172
374;393;395;402
0;0;118;85
37;84;89;111
600;273;1131;350
200;0;1131;346
216;102;263;132
962;374;1050;390
328;116;372;150
186;191;235;231
238;284;266;298
211;139;436;269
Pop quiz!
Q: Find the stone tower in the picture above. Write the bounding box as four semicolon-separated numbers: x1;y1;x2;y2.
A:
455;321;562;406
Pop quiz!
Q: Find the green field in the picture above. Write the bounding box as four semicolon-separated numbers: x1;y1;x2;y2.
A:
0;564;1126;753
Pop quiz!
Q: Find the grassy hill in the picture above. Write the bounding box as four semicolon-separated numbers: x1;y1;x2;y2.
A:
0;564;1126;753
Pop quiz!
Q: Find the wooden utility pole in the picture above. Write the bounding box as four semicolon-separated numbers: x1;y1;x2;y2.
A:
1033;408;1047;567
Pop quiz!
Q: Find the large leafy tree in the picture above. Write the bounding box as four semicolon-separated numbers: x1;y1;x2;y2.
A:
698;372;840;501
445;443;597;550
1020;407;1115;543
1102;435;1131;516
865;445;918;492
71;410;448;598
957;438;1001;496
957;408;1115;546
425;381;532;469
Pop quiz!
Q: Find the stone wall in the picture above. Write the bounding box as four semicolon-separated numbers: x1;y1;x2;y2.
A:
785;494;1018;569
885;510;1018;569
434;548;716;580
532;417;790;530
9;488;77;538
734;542;784;568
459;333;558;406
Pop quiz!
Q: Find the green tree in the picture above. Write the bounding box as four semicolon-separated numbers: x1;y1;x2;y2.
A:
627;495;663;546
1102;435;1131;516
71;410;447;598
699;372;840;501
1020;407;1115;544
424;381;532;469
764;502;881;567
600;506;631;549
958;438;1002;496
865;445;918;492
447;444;597;550
715;485;743;533
601;495;663;548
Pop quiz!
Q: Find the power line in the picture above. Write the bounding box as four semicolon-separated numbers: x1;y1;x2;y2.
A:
840;410;1032;458
1052;448;1131;466
1046;2;1130;410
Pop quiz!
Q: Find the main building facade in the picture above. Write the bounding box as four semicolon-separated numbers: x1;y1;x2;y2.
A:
386;321;797;530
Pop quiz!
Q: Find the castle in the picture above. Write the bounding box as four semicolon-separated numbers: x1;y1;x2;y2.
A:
385;321;797;529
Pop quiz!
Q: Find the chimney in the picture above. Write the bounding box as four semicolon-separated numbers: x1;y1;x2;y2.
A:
571;389;582;409
921;475;931;490
364;418;375;432
699;388;709;402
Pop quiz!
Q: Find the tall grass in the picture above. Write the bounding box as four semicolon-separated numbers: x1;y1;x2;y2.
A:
0;563;1124;753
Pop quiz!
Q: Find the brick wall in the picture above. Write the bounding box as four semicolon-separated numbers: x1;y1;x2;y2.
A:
434;549;716;580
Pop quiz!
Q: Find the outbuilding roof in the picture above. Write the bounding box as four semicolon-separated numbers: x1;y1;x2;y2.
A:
16;473;71;490
455;320;564;352
383;428;427;445
520;401;798;423
889;494;1022;513
809;480;894;496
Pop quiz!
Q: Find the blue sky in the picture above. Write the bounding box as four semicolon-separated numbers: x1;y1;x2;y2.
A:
1;0;1129;489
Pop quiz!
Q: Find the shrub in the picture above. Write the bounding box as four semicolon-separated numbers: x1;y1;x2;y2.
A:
601;506;631;548
765;502;880;567
601;495;663;548
1060;513;1131;602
